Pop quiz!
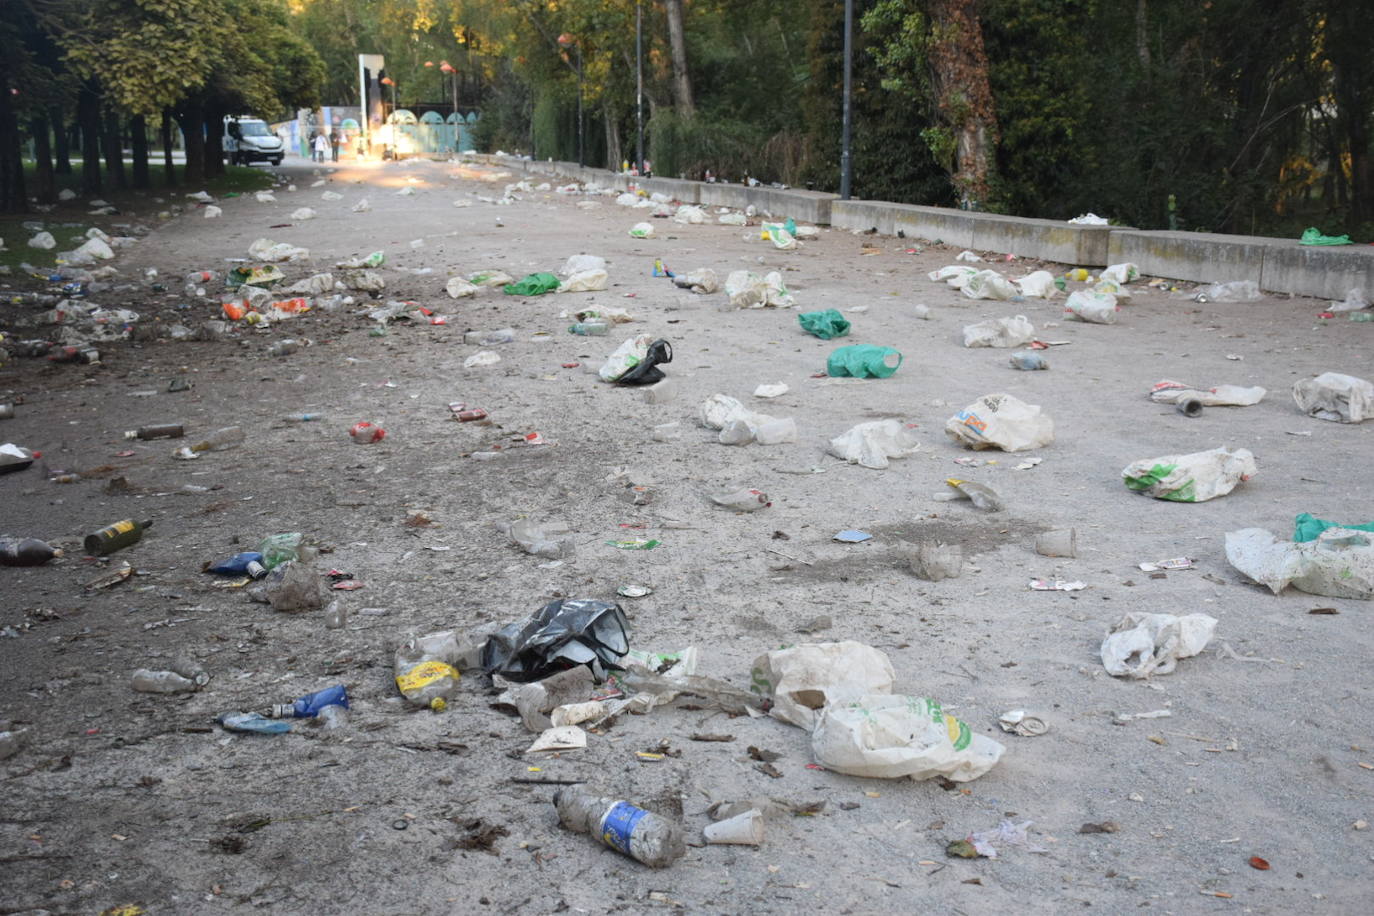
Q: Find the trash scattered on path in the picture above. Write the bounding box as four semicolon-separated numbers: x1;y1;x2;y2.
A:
1292;372;1373;423
1122;446;1256;502
946;393;1054;452
1225;526;1374;599
1101;613;1217;677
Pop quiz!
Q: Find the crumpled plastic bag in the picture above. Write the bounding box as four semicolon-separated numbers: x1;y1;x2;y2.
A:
507;518;576;559
1121;446;1256;502
1064;289;1119;323
827;345;902;378
1300;227;1352;246
725;270;794;308
261;560;324;612
28;231;56;250
1329;288;1368;312
961;270;1019;300
496;666;599;732
1099;263;1140;284
1197;280;1262;302
1149;380;1266;407
718;211;747;226
1015;271;1058;298
1225;526;1374;600
599;335;671;385
673;268;719;294
336;251;385;269
558;268;608;292
468;269;514;288
503;272;561;296
614;192;638;207
628;222;655;239
75;237;115;261
811;694;1005;782
698;394;794;445
828;420;920;469
751;642;896;730
248;238;310;262
283;273;335;296
673;205;706;224
481;599;630;683
929;265;979;289
962;315;1034;348
445;276;480;298
1100;612;1217;678
798;309;851;340
342;270;385;293
762;224;798;250
946;393;1054;452
291;207;316;221
561;254;606;276
1093;278;1133;301
1294;512;1374;542
1292;372;1374;423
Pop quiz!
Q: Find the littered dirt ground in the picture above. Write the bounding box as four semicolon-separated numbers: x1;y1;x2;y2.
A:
2;155;1372;916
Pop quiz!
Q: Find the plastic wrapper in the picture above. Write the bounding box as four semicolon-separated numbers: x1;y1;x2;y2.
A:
1100;613;1217;678
1015;271;1058;298
946;393;1054;452
1225;526;1374;600
1291;372;1374;423
961;269;1019;300
1121;446;1256;502
1197;280;1262;302
750;642;896;731
503;272;560;296
724;270;794;309
1149;380;1266;407
827;420;920;469
558;268;608;292
1099;263;1140;284
507;518;576;559
811;694;1005;782
962;315;1035;348
468;269;514;288
445;276;480;298
673;268;719;293
481;599;631;683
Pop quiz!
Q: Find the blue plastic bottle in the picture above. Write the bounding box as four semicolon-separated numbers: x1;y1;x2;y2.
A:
269;684;350;718
208;551;267;577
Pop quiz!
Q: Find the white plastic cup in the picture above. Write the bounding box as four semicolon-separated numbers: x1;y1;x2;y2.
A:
702;809;765;845
1034;528;1077;558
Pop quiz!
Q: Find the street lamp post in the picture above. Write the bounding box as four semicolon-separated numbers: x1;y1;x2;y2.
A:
558;34;584;167
636;0;644;175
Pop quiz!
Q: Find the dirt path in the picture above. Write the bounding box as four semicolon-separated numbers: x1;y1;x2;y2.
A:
1;156;1372;914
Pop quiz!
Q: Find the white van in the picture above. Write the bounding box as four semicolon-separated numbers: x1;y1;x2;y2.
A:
224;117;284;166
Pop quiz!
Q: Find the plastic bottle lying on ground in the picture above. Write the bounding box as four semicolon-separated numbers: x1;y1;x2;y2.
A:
267;684;350;718
0;537;62;566
553;786;687;867
125;424;184;440
394;631;473;711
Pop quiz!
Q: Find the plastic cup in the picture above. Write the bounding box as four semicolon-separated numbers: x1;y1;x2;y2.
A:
1034;528;1077;558
702;809;765;845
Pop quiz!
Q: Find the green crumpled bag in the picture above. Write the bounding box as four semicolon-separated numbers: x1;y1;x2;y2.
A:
1293;512;1374;542
826;344;902;379
798;308;851;340
1300;227;1353;246
503;272;561;296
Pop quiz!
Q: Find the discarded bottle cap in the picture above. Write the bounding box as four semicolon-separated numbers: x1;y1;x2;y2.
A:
617;584;653;598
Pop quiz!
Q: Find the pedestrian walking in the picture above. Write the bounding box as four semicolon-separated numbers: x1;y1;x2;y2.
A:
330;131;341;162
313;132;329;163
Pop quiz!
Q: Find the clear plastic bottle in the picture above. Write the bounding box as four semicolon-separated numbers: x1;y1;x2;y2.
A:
568;320;609;336
323;599;347;629
0;537;62;566
463;328;516;346
710;488;770;511
553;787;687;868
258;532;308;570
189;426;245;453
393;631;473;711
131;668;197;694
1008;351;1048;371
170;655;210;687
184;270;219;295
267;339;300;357
125;423;185;440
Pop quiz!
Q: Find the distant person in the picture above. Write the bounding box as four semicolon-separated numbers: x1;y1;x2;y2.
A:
330;131;341;162
313;132;329;163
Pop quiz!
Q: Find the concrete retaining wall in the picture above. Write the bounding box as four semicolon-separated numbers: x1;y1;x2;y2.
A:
463;155;1371;300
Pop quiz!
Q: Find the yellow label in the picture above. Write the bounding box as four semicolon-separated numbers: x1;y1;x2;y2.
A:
395;660;458;695
110;520;135;535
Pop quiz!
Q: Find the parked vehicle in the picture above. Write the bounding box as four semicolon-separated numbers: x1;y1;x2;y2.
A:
224;117;284;166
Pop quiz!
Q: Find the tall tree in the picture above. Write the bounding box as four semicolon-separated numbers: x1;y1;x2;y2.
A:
663;0;695;115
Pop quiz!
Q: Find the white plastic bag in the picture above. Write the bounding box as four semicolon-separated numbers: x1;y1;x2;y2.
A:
599;334;653;382
468;269;515;288
827;420;921;470
283;273;335;296
291;207;316;221
929;265;979;288
962;315;1035;348
961;270;1019;300
1100;613;1217;678
946;393;1054;452
628;222;655;239
674;268;719;294
247;238;310;262
1330;288;1369;312
717;212;747;226
558;268;608;292
1149;380;1266;407
811;694;1005;782
1292;372;1374;423
1064;290;1118;323
1225;527;1374;600
1122;446;1256;502
614;192;638;207
698;394;792;446
673;205;706;224
725;270;793;309
1099;262;1140;285
1198;280;1262;302
445;276;480;299
561;254;606;276
1015;270;1058;298
750;642;895;731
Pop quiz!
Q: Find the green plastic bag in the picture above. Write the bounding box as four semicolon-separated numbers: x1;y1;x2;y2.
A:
503;272;561;296
1293;512;1374;542
1300;227;1352;246
798;309;851;340
827;344;902;379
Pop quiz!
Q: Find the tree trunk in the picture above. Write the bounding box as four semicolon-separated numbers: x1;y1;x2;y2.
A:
78;82;102;196
161;110;176;187
30;115;56;204
52;105;72;174
102;106;126;190
663;0;696;116
204;107;225;178
174;103;205;186
1135;0;1151;71
0;79;24;213
604;103;621;171
926;0;999;209
130;115;150;189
